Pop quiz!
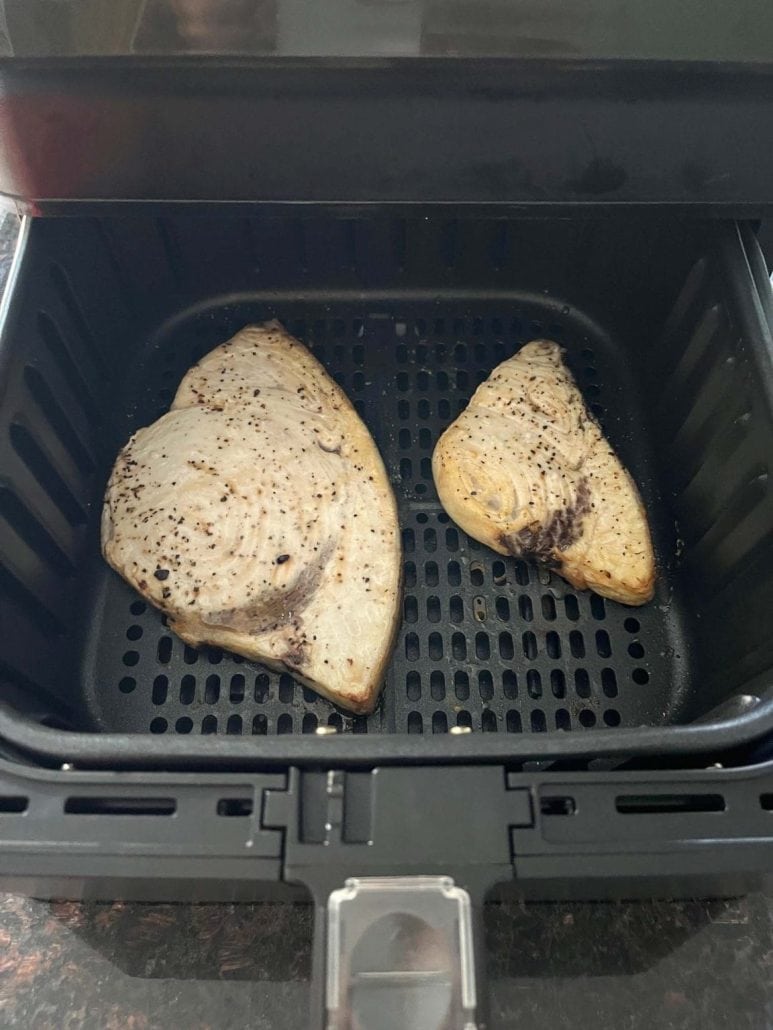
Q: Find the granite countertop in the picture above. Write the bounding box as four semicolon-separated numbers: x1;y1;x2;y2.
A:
1;892;772;1028
0;214;772;1029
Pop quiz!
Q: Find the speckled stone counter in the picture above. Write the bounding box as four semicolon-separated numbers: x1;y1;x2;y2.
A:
0;892;772;1028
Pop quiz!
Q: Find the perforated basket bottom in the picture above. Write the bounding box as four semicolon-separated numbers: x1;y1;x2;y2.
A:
80;301;690;737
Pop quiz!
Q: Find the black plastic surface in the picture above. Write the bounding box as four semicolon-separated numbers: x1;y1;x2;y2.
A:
1;61;773;212
0;213;772;768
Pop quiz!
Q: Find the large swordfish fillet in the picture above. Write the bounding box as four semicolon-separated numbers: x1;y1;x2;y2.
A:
432;340;655;605
102;322;401;714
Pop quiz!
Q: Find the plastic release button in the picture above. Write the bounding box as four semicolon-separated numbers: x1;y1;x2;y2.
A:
326;876;477;1030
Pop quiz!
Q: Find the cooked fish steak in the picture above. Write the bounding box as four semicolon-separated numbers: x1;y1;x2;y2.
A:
102;323;401;714
432;340;655;605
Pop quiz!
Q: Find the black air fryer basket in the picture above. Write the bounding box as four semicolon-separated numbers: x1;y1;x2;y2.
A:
1;4;773;1026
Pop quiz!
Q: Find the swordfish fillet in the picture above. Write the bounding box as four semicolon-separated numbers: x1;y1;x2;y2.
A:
102;322;401;714
432;340;655;605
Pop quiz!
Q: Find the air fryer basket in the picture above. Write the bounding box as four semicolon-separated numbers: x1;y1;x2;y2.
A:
0;211;772;768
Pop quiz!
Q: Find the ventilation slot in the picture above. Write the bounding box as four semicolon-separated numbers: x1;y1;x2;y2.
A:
49;263;111;380
0;486;75;576
0;561;65;637
0;796;28;814
616;794;725;814
217;798;253;817
23;366;95;474
9;424;87;526
37;312;100;424
64;797;176;816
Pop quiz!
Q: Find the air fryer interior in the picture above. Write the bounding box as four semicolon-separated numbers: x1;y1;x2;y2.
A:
0;212;771;751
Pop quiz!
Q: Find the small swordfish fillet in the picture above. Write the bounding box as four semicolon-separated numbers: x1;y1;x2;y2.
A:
102;322;401;714
432;340;655;605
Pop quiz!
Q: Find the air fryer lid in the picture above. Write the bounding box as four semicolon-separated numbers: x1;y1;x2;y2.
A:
0;1;772;210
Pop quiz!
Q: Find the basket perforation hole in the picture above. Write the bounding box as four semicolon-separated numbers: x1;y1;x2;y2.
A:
175;716;193;734
404;596;418;623
227;714;243;735
408;712;423;734
565;596;580;621
590;594;606;620
277;714;293;734
632;668;650;685
118;677;136;694
122;650;140;667
254;673;269;703
496;597;510;621
545;631;561;659
417;399;429;419
446;528;459;552
252;714;267;735
152;675;168;705
156;637;172;664
302;713;318;734
432;711;448;734
428;632;443;660
569;631;585;658
479;670;494;700
481;710;497;732
603;709;621;727
201;715;217;734
475;632;491;660
602;668;618;697
492;560;507;586
473;597;487;622
456;711;472;730
527;669;542;699
404;561;417;588
179;675;195;705
575;669;591;698
556;709;571;731
419;427;432;449
230;674;245;703
579;710;597;728
628;642;645;659
624;617;640;634
514;562;530;586
452;633;467;660
399;428;411;449
503;670;518;699
427;596;441;623
424;528;437;552
541;596;556;621
400;458;413;482
445;561;461;588
596;631;612;658
130;600;146;616
498;632;514;661
438;398;450;419
506;710;522;733
279;674;295;703
454;671;470;700
531;709;547;732
450;595;464;623
205;674;220;704
406;671;421;701
402;528;415;553
126;625;143;641
522;631;537;660
430;667;447;700
398;399;410;418
425;561;439;586
150;717;167;734
551;669;566;698
405;633;420;660
519;596;533;622
397;371;409;391
469;561;484;586
183;646;198;665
